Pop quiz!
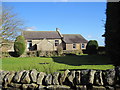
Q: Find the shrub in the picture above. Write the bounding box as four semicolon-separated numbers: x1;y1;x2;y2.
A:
75;50;83;55
36;50;41;57
14;35;25;57
98;46;106;55
36;51;57;57
63;50;83;55
14;42;25;56
15;35;25;42
26;51;37;57
57;45;63;55
42;51;58;57
82;49;87;54
2;52;11;57
86;40;98;55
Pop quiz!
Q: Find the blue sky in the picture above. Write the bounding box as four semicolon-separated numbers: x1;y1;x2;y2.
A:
3;2;106;46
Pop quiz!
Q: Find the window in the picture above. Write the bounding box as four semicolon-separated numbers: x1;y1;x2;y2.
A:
73;43;76;48
27;40;32;49
55;40;59;46
34;44;37;50
81;43;85;49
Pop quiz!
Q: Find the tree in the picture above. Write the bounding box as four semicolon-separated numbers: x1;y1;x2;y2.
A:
104;2;120;66
14;35;25;57
86;40;98;55
0;5;24;42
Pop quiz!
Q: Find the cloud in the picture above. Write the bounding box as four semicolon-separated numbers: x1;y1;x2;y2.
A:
25;26;36;31
87;35;93;38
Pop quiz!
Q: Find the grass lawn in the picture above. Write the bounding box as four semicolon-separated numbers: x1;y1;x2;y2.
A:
1;55;114;74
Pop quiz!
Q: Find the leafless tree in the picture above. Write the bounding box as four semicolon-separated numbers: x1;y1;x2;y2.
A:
0;5;24;42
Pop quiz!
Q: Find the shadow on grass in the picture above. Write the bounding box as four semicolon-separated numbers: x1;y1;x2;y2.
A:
9;52;20;57
52;55;113;66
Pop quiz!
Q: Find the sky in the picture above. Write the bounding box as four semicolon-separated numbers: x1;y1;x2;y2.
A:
2;2;107;46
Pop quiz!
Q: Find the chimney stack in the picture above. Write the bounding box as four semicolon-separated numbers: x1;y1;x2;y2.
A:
56;28;63;38
56;28;60;31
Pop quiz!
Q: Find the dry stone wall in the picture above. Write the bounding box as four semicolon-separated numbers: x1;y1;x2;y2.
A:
0;66;120;90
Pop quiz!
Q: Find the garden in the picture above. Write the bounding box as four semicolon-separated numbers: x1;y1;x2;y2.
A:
1;54;114;74
0;37;115;74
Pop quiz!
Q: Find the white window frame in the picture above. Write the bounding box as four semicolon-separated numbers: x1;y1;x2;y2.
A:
81;43;85;49
73;43;76;49
55;40;59;46
27;40;32;49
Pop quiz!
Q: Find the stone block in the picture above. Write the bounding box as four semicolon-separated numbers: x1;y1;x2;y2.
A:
22;83;38;89
88;70;96;84
81;70;89;85
68;71;75;86
20;71;31;84
37;72;46;85
60;69;70;85
13;70;26;83
75;70;81;85
46;85;71;90
103;69;116;86
53;72;59;85
94;70;104;86
92;86;106;90
45;74;52;85
8;83;22;88
29;69;38;83
76;85;87;90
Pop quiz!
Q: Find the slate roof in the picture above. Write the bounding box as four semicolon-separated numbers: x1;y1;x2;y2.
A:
23;31;62;39
62;34;88;44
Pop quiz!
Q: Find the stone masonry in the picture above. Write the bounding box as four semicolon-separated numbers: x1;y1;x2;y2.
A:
0;66;120;90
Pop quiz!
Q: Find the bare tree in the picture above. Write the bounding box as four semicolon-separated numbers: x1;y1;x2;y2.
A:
0;5;24;42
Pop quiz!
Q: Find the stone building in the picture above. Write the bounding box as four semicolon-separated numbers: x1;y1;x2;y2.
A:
22;28;88;51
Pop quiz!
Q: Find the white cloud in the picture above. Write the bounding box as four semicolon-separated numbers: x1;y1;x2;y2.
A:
25;26;36;31
87;35;93;38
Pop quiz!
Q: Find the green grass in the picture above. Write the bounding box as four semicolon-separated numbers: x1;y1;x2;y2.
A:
1;55;114;74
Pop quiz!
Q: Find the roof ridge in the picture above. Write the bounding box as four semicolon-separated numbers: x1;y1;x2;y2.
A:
62;34;81;35
23;31;56;32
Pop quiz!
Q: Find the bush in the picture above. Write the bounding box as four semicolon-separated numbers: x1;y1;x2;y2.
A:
86;40;98;55
57;45;63;55
15;35;25;42
2;52;11;57
98;46;106;55
26;51;37;57
14;42;25;56
25;51;59;57
14;35;25;57
63;50;83;55
36;50;41;57
36;51;57;57
82;49;87;54
43;51;58;57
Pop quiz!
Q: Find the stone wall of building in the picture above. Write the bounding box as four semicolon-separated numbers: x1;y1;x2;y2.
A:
66;43;80;51
26;39;62;51
0;66;120;90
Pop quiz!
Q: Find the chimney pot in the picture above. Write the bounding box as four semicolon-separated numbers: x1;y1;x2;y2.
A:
56;28;60;31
